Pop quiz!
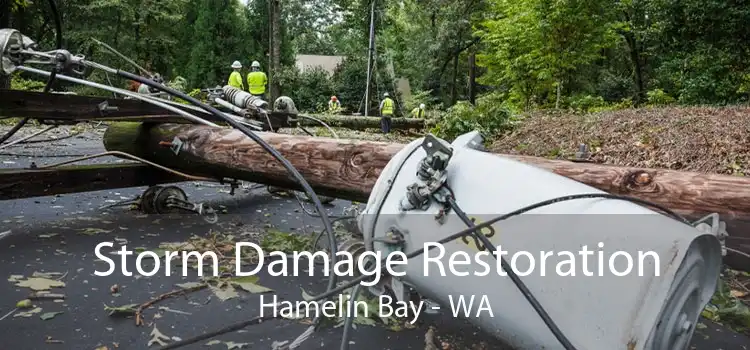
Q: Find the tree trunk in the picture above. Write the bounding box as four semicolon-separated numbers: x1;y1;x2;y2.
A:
468;49;476;105
103;122;750;224
0;0;11;90
299;115;433;131
451;52;459;105
269;0;281;101
621;13;645;106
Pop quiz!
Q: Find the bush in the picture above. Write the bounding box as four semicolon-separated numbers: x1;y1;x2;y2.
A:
430;92;516;141
646;88;676;106
11;74;46;91
404;89;440;118
277;65;334;113
568;94;607;113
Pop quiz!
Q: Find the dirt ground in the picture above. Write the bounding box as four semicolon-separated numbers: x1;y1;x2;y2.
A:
490;106;750;176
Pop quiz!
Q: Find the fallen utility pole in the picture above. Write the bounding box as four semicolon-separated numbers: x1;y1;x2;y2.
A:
104;122;750;269
300;114;433;131
103;122;750;221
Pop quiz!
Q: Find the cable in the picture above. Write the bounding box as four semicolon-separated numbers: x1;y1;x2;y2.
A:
34;151;218;182
0;125;57;150
339;266;368;350
164;192;686;350
446;193;575;349
310;215;358;252
297;115;340;139
14;129;80;144
728;247;750;259
15;66;220;127
115;70;340;318
159;315;277;350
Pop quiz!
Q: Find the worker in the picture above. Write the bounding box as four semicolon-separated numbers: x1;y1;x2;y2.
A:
411;103;426;118
228;61;244;90
246;60;268;99
328;96;341;113
379;92;394;133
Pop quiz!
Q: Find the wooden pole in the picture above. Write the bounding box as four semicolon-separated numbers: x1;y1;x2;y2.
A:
299;115;433;131
103;122;750;270
103;122;750;222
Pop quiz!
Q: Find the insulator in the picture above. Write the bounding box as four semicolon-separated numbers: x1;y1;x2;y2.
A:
222;85;268;110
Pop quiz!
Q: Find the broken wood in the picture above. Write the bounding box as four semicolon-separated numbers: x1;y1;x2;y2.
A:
0;163;185;200
300;114;433;131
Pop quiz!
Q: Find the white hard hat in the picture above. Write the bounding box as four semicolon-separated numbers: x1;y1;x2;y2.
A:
420;103;425;109
251;61;260;68
231;61;242;69
383;92;389;97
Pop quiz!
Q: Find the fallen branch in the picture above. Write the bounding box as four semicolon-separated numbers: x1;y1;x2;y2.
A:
135;283;207;326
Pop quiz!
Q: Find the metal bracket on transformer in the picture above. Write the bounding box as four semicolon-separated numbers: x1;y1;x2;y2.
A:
399;134;454;212
692;213;729;256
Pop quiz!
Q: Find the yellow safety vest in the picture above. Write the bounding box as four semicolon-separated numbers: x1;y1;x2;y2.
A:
227;71;243;90
411;107;424;118
246;71;268;95
381;98;394;116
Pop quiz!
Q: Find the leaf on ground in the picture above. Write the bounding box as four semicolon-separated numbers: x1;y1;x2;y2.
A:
16;299;32;308
210;284;239;301
79;228;112;236
38;233;59;239
40;311;64;320
205;340;221;346
176;282;205;290
15;277;65;291
159;241;195;250
354;314;377;326
230;276;273;294
148;326;171;347
301;288;314;301
7;274;24;282
32;271;64;279
104;303;138;316
14;307;42;318
225;341;248;349
730;290;748;298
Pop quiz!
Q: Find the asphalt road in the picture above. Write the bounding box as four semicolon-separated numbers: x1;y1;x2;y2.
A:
0;125;749;350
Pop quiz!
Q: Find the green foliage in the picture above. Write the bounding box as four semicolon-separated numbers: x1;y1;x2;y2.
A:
646;89;675;106
331;57;367;113
260;229;311;253
404;89;440;117
10;74;46;91
277;66;335;113
568;95;607;113
702;271;750;335
167;76;188;92
430;93;516;141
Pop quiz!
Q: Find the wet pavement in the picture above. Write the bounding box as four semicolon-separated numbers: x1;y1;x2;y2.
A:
0;125;748;350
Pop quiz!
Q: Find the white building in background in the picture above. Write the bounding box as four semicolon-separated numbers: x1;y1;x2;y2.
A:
293;54;412;101
295;55;345;76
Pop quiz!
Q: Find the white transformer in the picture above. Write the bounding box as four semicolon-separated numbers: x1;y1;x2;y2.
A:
358;131;723;350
